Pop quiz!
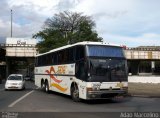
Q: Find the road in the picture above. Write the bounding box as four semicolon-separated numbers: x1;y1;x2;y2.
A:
0;81;160;118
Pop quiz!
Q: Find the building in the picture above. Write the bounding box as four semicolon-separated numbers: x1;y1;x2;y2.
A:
125;46;160;76
1;39;160;79
0;38;37;79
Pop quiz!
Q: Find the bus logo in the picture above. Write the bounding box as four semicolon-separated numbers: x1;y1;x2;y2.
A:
57;66;66;74
45;66;68;92
116;83;124;88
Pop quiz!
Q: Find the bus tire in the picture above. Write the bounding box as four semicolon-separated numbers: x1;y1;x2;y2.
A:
41;80;45;90
71;84;80;102
45;80;49;93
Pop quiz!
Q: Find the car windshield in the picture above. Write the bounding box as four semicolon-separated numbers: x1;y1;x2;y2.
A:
8;76;22;80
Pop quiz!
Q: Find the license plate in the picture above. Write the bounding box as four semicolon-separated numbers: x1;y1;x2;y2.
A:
12;83;17;85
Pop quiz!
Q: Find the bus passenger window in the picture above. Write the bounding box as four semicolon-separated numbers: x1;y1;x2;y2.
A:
75;61;87;81
68;48;74;63
76;46;85;61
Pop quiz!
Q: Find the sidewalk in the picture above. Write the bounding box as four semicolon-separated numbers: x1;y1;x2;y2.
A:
128;76;160;97
128;82;160;97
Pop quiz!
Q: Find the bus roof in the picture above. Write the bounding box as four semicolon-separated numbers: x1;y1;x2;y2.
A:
36;41;122;57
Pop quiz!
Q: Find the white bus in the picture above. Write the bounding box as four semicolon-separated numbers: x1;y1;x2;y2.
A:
35;42;128;101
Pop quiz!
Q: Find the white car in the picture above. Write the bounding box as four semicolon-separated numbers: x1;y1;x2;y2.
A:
5;74;25;90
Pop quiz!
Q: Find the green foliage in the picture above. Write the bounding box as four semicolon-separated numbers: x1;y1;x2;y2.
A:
33;11;103;53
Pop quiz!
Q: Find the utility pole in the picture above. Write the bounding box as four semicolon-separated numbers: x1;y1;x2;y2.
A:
11;9;12;37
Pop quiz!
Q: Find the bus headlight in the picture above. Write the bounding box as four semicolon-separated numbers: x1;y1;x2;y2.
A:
92;83;101;91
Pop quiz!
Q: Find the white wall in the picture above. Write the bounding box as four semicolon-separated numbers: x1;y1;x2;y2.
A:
128;76;160;83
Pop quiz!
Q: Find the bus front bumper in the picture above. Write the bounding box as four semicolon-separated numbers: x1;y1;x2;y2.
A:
87;89;128;99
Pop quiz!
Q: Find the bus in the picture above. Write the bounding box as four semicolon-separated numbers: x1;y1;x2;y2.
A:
35;41;128;101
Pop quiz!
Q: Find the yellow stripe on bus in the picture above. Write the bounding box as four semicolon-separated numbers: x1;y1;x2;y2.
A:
51;83;68;92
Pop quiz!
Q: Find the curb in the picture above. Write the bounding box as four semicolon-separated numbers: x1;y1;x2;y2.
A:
127;93;160;98
130;94;160;98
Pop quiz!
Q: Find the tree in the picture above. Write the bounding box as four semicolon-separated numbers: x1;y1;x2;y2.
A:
33;11;103;53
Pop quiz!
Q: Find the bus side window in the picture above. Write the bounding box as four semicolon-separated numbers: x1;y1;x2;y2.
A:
54;52;58;64
35;57;38;66
42;55;46;66
37;57;40;66
51;53;54;65
39;56;43;66
45;55;47;65
49;54;52;65
63;50;68;64
76;46;85;61
68;47;74;63
75;46;87;81
57;51;61;64
46;54;52;65
75;61;87;81
51;52;57;65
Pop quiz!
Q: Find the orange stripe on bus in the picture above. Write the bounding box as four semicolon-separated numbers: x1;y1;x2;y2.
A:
45;66;62;83
51;83;68;92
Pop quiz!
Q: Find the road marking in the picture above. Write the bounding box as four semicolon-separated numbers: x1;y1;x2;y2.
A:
8;90;34;108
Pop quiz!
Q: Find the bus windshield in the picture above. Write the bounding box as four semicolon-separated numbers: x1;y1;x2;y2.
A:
86;45;127;82
88;58;127;82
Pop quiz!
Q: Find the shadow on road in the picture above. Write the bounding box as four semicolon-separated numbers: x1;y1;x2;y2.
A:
82;96;132;104
36;88;132;104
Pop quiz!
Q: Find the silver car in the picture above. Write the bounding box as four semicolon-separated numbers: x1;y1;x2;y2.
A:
5;74;25;90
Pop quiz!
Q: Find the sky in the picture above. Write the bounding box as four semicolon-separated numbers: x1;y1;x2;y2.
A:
0;0;160;47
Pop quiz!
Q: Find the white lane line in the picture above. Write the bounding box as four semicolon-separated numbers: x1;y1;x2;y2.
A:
8;90;34;108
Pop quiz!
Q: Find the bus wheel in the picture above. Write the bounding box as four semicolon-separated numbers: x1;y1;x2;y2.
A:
45;81;49;93
71;84;80;102
41;80;45;90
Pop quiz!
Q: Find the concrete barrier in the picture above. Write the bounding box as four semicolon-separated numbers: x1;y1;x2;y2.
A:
128;76;160;83
128;76;160;97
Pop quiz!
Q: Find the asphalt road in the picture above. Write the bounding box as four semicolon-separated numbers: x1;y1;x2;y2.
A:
0;81;160;118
